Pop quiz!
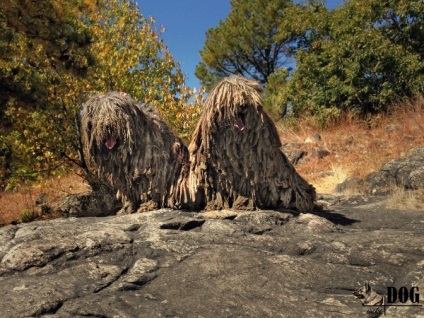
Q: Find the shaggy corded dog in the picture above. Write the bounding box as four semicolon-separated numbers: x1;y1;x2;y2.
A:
186;75;316;211
81;92;189;214
82;77;316;213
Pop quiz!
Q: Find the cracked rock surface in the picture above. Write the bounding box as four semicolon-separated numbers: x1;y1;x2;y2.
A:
0;196;423;317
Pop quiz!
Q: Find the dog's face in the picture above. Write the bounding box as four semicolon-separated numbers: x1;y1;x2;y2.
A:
353;282;383;306
353;282;372;300
83;92;143;155
230;104;247;131
202;75;263;133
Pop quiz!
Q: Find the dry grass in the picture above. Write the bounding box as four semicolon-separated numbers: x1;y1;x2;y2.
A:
278;96;424;194
317;165;348;194
1;97;423;225
0;174;91;226
386;188;424;211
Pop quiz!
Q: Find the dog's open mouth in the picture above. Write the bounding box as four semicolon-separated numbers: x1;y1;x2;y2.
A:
234;113;246;131
105;136;117;150
353;293;365;299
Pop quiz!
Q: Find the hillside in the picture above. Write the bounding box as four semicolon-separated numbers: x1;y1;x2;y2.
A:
278;97;424;193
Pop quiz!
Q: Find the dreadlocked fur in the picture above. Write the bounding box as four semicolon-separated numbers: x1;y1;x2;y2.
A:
186;75;316;211
81;92;189;213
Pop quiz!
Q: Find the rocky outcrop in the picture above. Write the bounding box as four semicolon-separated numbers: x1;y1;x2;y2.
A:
281;134;331;166
58;181;122;218
0;196;423;317
365;146;424;194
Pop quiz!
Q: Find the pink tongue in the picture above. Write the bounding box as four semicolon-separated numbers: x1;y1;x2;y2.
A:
234;118;245;131
105;136;116;150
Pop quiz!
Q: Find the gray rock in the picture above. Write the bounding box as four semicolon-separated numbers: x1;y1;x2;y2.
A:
0;199;422;318
315;149;331;159
365;146;424;193
336;177;363;193
305;134;322;143
291;150;307;165
58;183;122;217
281;142;308;165
281;136;329;166
406;166;424;189
35;193;48;205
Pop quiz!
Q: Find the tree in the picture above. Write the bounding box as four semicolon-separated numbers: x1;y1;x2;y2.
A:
195;0;294;90
262;68;289;119
0;0;95;113
0;0;95;185
82;0;202;140
279;0;424;120
0;0;202;188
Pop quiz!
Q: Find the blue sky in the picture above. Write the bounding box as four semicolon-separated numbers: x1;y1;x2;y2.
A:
137;0;344;89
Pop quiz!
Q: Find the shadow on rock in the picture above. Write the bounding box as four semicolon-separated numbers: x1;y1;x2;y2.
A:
310;210;360;226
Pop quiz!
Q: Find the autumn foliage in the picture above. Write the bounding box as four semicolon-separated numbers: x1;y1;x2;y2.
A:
0;0;202;188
